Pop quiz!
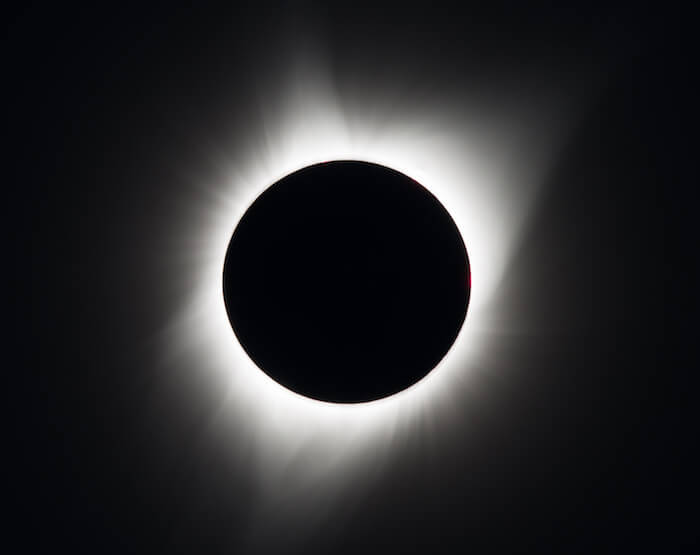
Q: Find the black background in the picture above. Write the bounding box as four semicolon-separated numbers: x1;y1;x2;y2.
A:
9;3;697;553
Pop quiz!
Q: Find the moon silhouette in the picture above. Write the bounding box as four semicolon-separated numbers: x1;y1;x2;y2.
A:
223;161;470;403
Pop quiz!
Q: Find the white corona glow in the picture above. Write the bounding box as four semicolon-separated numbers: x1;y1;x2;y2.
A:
161;43;581;533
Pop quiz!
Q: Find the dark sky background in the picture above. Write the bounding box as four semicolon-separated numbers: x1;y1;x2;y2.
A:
9;3;697;553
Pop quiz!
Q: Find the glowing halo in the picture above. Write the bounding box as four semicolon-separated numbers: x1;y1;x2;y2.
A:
159;44;580;539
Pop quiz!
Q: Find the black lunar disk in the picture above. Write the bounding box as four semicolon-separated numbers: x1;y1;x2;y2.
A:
223;161;470;403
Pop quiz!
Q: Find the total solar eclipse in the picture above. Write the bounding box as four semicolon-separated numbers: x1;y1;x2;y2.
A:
223;161;470;403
